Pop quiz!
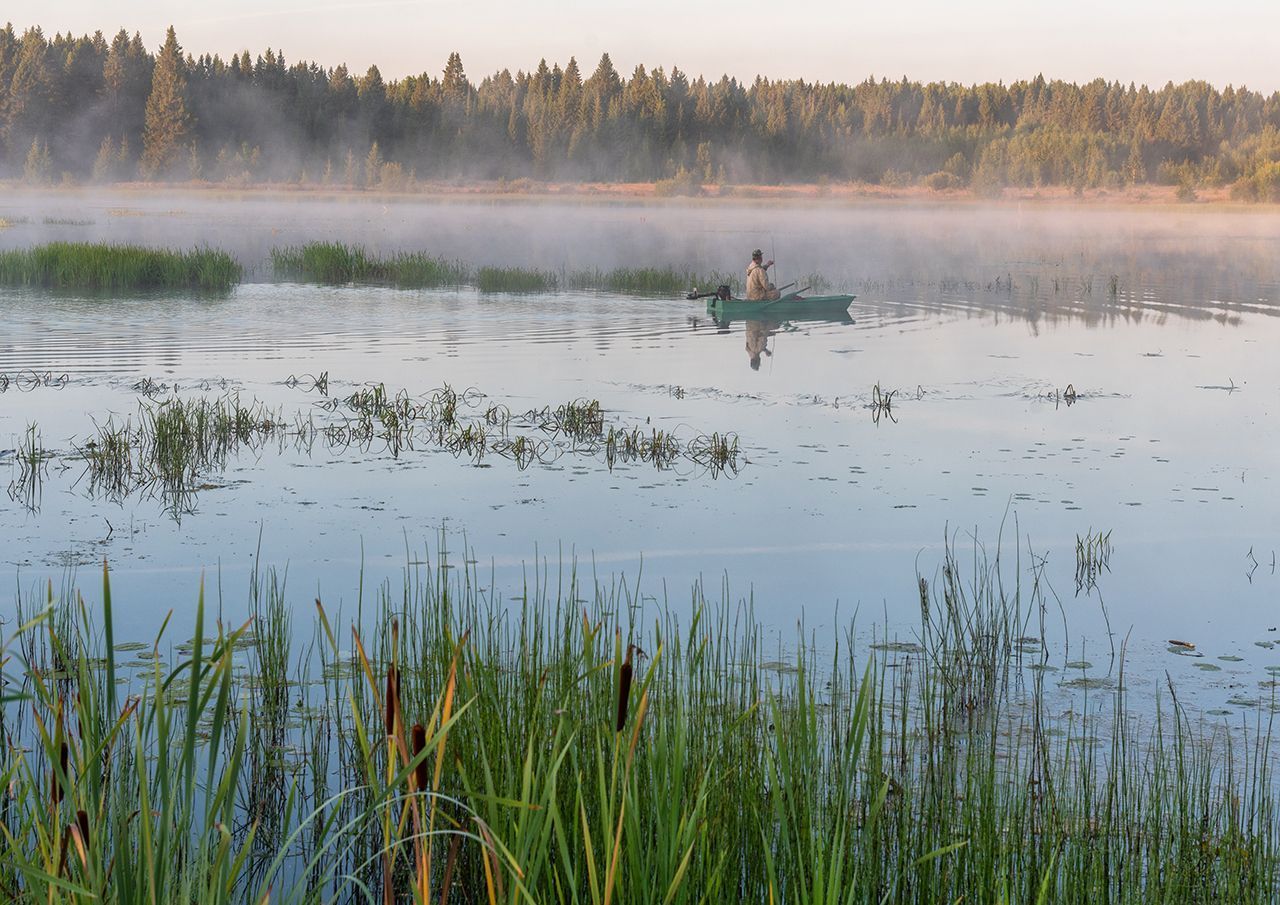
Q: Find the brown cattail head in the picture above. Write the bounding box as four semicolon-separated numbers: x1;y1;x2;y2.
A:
384;664;400;737
52;740;69;804
75;809;89;842
411;722;428;792
616;644;635;734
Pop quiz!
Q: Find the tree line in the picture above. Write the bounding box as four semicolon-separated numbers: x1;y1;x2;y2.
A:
3;23;1280;200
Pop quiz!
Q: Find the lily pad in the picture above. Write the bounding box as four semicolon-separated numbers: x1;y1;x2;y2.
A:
871;641;924;654
1061;676;1113;690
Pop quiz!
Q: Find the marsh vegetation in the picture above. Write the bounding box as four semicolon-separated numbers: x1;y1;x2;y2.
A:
0;241;756;296
2;537;1277;903
6;381;740;515
269;243;469;288
0;243;241;291
273;243;741;295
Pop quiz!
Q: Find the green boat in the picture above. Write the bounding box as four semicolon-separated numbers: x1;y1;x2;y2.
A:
704;291;856;322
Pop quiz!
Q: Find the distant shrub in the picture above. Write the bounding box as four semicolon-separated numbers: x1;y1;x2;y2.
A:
924;171;960;191
942;152;970;181
1230;161;1280;203
378;161;407;192
1175;182;1198;202
880;168;914;188
654;166;701;197
970;177;1005;199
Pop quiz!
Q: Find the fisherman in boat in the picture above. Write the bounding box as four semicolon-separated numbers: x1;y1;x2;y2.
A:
746;249;780;301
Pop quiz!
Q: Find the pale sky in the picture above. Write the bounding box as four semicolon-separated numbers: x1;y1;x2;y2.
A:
10;0;1280;92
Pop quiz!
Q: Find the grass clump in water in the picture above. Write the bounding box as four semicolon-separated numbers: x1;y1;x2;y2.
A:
270;242;468;287
566;266;740;295
474;265;557;293
0;242;241;291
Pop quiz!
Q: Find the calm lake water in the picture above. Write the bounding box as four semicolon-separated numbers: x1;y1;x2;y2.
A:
2;193;1278;713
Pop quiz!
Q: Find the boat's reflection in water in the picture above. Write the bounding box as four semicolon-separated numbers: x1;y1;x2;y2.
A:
708;303;855;370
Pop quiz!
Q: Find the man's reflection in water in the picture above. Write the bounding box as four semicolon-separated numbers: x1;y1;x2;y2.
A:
745;320;781;371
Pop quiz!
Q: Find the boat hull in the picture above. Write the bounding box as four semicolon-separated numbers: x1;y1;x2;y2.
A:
705;292;856;321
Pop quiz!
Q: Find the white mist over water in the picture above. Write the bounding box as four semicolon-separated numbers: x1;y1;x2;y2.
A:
1;196;1278;715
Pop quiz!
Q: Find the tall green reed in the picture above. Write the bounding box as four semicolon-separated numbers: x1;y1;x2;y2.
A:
1;534;1277;902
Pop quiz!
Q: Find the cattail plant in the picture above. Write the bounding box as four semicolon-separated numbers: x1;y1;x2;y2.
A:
616;643;636;734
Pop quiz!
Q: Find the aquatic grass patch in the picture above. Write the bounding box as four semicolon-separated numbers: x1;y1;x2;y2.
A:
4;536;1280;901
74;394;294;514
473;265;557;293
268;244;758;296
6;423;47;512
565;266;741;296
0;242;241;291
1076;527;1114;594
270;242;468;287
53;382;742;516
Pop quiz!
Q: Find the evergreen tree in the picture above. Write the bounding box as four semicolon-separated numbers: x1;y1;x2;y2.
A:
141;25;191;179
92;134;116;182
3;20;1280;196
23;136;51;183
364;140;382;188
5;28;52;156
442;52;468;97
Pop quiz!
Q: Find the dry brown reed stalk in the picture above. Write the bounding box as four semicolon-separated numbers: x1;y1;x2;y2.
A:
68;817;88;871
420;633;466;901
475;820;505;903
439;834;462;905
432;640;463;791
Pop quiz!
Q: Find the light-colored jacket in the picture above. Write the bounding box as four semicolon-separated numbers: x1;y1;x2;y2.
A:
746;261;776;300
